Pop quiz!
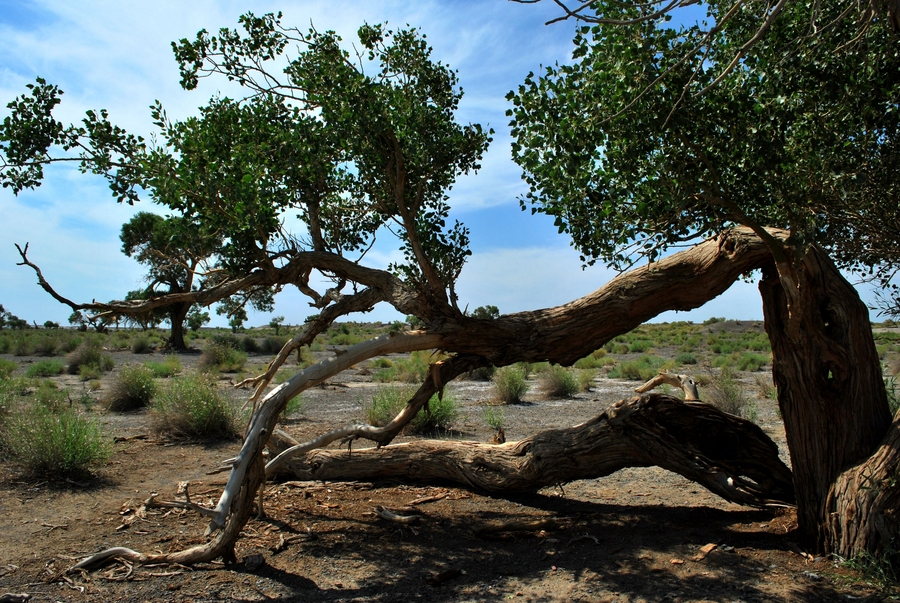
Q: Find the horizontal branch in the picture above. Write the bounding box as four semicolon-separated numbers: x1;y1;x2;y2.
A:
268;393;795;508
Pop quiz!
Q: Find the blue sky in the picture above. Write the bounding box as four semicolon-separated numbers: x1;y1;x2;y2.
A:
0;1;881;328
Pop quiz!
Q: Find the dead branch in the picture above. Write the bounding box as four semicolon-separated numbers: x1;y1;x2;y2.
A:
635;371;700;400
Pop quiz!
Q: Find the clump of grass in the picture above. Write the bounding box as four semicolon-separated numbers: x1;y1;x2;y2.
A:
372;351;435;383
0;359;17;380
260;336;288;354
25;359;65;378
199;342;247;373
79;363;101;382
576;369;596;392
574;349;615;370
706;368;757;422
66;341;113;375
151;373;239;439
481;405;505;431
492;365;529;404
675;352;698;366
753;373;778;401
466;365;497;381
2;402;111;479
608;355;670;381
131;335;152;354
364;386;459;434
371;357;393;369
104;364;156;411
278;395;306;424
538;365;580;398
146;355;183;378
35;380;68;410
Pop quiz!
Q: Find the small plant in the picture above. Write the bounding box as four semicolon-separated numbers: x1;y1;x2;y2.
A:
146;355;183;378
372;350;434;383
371;357;393;369
25;359;64;378
104;364;156;411
0;358;17;380
131;334;152;354
278;395;306;424
481;405;505;431
538;365;580;398
66;341;112;375
576;368;595;392
706;368;756;421
35;380;68;411
573;349;615;370
151;373;239;439
364;386;459;434
199;342;247;373
675;352;698;365
78;363;101;382
608;355;670;381
2;403;111;479
492;365;529;404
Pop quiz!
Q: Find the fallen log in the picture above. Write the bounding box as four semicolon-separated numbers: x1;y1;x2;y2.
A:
268;393;795;508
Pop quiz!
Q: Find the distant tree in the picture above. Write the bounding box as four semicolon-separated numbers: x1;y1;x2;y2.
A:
470;305;499;320
269;316;285;336
185;306;210;332
42;320;59;329
68;311;88;331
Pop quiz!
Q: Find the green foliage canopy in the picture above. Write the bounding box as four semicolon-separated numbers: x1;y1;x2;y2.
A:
1;14;492;323
508;0;900;308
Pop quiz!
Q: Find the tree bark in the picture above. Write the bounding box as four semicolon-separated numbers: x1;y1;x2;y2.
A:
168;301;191;351
268;394;795;508
759;245;892;553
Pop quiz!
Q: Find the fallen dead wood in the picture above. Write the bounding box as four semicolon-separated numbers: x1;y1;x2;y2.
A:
268;394;795;508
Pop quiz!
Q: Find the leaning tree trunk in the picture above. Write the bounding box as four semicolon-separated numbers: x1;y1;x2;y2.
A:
269;394;796;508
759;246;892;555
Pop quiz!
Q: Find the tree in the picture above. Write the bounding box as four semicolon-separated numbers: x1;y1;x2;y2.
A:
120;211;219;349
269;316;285;336
185;306;210;332
0;11;891;569
508;1;900;558
470;305;499;320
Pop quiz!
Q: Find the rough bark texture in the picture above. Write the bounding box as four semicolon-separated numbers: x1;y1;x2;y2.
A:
269;394;796;508
759;246;892;553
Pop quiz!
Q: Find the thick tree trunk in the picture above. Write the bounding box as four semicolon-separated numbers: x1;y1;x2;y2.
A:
759;246;892;553
269;394;795;508
168;302;191;351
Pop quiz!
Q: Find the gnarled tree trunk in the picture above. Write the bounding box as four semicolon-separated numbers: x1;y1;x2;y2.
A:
269;394;795;508
759;246;892;555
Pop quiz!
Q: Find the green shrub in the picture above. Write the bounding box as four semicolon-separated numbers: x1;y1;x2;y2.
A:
675;353;698;365
104;364;156;411
25;359;64;378
79;364;101;381
131;335;152;354
35;380;68;410
0;359;17;380
199;342;247;373
372;350;433;383
31;335;59;356
260;336;288;354
66;341;103;374
604;342;630;355
278;395;306;424
482;405;505;431
12;338;32;356
492;365;529;404
574;350;615;370
239;337;260;354
576;369;596;391
2;403;111;479
608;355;669;381
538;365;580;398
153;373;238;438
371;357;394;369
706;368;756;421
364;385;459;434
146;355;183;378
628;340;653;354
151;374;239;439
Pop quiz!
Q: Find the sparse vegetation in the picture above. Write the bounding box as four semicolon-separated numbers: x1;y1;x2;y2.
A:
25;359;65;378
706;368;757;422
199;342;247;373
481;405;505;431
104;364;156;411
146;355;183;378
1;401;111;479
364;386;459;434
538;365;580;398
492;365;529;404
151;373;239;439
